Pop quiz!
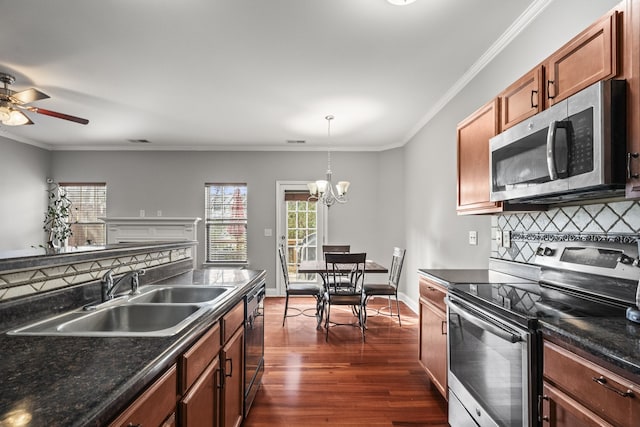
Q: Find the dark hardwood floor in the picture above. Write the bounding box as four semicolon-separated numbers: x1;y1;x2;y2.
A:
243;296;448;426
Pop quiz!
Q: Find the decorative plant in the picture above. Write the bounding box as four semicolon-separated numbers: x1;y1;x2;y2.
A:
43;180;73;247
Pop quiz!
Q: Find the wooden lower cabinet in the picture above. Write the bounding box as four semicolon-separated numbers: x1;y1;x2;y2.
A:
221;326;244;427
418;276;447;400
109;364;178;427
110;300;247;427
179;358;220;427
542;340;640;427
179;323;222;427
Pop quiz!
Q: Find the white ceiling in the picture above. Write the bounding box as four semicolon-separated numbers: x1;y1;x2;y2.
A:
0;0;537;152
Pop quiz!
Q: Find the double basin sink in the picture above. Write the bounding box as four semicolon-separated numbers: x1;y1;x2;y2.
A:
8;285;235;337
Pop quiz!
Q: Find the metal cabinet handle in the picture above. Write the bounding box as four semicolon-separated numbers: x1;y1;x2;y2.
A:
592;376;634;398
531;90;538;108
537;394;549;423
547;80;555;99
627;152;639;179
225;358;233;378
441;320;447;335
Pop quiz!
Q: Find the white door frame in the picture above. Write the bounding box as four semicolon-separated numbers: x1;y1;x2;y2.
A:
274;180;327;296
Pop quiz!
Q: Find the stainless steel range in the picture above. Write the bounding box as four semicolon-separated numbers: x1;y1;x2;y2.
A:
446;239;640;427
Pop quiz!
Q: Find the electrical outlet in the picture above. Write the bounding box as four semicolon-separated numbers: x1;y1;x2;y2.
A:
468;230;478;246
502;230;511;248
157;210;162;217
139;209;145;217
264;228;273;237
496;230;503;246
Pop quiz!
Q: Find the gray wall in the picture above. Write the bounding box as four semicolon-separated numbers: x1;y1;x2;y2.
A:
401;0;621;307
0;136;50;251
50;149;404;290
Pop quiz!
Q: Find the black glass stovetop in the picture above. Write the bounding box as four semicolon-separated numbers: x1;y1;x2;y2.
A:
449;280;629;328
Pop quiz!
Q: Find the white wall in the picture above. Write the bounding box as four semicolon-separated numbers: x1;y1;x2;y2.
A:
0;136;50;251
50;149;404;290
401;0;621;306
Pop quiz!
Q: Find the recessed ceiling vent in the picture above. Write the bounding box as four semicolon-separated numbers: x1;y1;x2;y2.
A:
286;139;305;144
127;139;151;144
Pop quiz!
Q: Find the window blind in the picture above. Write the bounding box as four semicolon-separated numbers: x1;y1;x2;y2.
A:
205;183;247;263
59;183;107;246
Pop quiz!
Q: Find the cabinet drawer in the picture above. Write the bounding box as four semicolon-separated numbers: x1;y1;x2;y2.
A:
419;277;446;312
110;364;177;427
180;323;221;392
222;300;244;343
543;341;640;427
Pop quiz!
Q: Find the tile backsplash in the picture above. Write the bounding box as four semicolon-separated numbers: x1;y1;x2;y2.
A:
491;200;640;263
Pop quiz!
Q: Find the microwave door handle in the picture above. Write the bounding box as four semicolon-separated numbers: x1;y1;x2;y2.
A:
547;121;559;180
446;298;522;343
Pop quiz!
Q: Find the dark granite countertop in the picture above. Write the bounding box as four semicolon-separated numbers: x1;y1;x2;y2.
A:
0;268;265;426
540;317;640;380
418;267;535;288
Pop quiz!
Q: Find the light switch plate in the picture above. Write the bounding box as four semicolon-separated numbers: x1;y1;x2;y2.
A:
502;230;511;248
264;228;273;237
468;230;478;246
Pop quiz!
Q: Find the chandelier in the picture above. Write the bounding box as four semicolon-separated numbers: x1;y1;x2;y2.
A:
307;115;350;207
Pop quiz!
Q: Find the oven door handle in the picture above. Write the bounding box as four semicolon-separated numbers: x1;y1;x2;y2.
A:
447;298;523;343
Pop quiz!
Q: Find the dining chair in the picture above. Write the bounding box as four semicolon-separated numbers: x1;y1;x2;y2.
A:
323;252;367;341
278;244;324;327
322;244;351;286
363;247;406;326
322;244;350;255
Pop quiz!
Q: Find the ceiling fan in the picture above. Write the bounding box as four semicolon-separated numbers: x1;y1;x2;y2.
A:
0;72;89;126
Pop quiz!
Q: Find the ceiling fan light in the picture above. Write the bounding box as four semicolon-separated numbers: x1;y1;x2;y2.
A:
0;105;10;122
4;109;30;126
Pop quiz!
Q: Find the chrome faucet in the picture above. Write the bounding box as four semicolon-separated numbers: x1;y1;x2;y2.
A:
101;269;146;302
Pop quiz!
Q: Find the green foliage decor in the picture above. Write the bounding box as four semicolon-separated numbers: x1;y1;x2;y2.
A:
43;181;73;247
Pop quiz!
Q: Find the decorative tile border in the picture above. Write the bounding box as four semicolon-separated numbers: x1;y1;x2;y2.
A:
491;200;640;263
0;247;192;301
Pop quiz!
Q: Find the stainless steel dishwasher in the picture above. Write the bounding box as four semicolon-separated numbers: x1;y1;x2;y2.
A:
244;280;265;418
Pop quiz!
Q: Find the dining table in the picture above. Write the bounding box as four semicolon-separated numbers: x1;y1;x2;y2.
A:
297;259;388;285
297;258;388;328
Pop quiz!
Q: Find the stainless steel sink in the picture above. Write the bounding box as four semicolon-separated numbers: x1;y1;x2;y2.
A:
130;286;233;304
8;303;206;337
7;284;236;337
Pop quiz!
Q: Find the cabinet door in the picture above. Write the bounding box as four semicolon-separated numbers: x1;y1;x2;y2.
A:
419;299;447;399
221;327;244;427
543;341;640;427
540;382;614;427
109;364;177;427
545;11;619;107
179;357;220;427
624;0;640;197
456;98;503;215
499;66;543;130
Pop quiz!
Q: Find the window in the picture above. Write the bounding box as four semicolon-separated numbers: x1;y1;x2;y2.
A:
285;192;317;281
60;183;107;246
205;183;247;264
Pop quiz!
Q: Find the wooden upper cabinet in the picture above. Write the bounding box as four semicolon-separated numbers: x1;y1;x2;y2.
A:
624;0;640;198
499;66;543;130
545;10;619;108
456;98;503;215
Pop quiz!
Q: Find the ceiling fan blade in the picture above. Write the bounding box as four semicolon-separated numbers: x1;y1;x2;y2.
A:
11;88;50;104
24;106;89;125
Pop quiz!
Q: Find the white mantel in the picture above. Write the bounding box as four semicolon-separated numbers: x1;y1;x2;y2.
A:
100;217;201;266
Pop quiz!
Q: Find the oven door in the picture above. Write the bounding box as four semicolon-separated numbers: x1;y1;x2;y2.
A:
446;294;533;427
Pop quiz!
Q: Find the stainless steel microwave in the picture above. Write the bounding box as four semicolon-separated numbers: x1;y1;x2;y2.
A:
490;79;626;204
